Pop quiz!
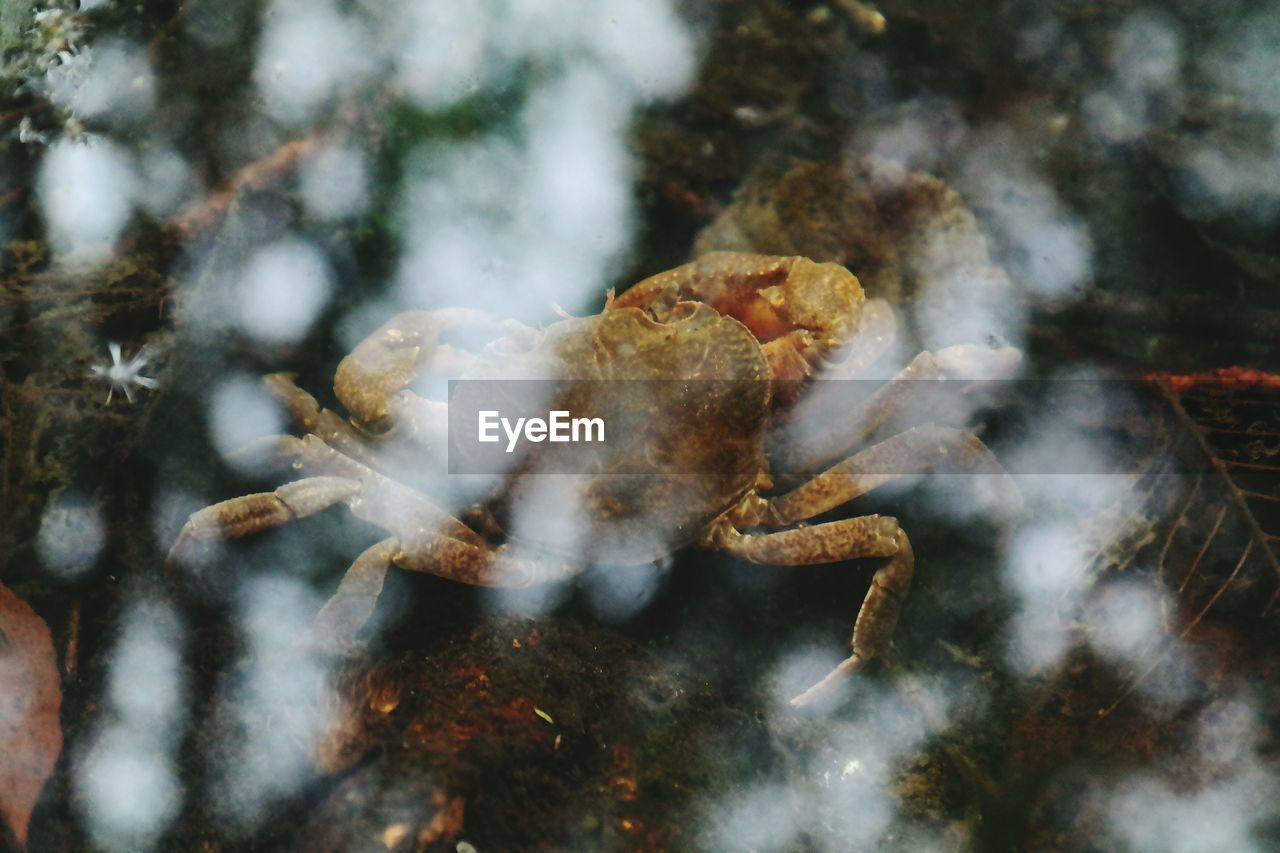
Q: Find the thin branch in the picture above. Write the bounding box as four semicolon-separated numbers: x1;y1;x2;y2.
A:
166;137;322;242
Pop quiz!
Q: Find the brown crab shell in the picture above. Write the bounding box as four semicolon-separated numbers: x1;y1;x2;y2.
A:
461;302;771;565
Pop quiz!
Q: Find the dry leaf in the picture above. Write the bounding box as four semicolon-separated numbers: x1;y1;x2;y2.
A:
0;581;63;846
1091;376;1280;715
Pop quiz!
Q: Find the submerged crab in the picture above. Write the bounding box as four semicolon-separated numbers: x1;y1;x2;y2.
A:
169;252;1019;706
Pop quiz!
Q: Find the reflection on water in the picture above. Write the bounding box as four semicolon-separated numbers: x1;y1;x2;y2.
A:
2;0;1278;850
208;575;331;829
76;598;184;850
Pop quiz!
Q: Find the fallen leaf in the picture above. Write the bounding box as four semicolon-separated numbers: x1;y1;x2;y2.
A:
0;581;63;846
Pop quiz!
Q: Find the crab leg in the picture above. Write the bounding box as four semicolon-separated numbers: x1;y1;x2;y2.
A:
166;476;364;565
712;516;914;707
719;421;1016;705
791;531;914;708
776;342;1021;473
167;433;580;646
229;433;481;544
310;538;399;650
165;468;485;563
713;514;900;563
766;423;1016;526
393;537;581;587
311;535;583;649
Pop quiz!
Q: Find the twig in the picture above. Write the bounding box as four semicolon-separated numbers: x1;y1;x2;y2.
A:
166;137;322;241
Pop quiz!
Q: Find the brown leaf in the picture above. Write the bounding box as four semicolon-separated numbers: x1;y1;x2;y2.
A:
0;581;63;846
1092;378;1280;715
1157;379;1280;601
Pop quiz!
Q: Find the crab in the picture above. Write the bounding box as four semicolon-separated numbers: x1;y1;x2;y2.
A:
168;252;1019;706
